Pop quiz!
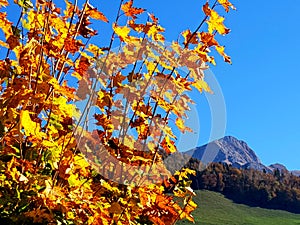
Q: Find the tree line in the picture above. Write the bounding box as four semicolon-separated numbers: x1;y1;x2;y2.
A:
186;158;300;213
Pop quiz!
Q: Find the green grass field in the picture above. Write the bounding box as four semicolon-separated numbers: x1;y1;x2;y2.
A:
176;190;300;225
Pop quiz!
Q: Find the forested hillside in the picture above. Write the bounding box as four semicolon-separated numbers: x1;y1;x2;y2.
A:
186;159;300;213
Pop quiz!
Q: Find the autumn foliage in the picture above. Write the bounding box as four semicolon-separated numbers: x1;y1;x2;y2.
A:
0;0;234;224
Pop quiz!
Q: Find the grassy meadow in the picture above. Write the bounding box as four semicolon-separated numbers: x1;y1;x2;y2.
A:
176;190;300;225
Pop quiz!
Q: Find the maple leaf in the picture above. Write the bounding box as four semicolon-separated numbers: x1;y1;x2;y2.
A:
86;3;108;22
6;35;20;49
86;44;104;57
206;10;230;35
53;96;79;118
175;117;193;133
113;23;130;42
216;45;231;63
64;38;84;54
161;136;177;154
78;15;97;38
0;12;12;37
149;13;159;24
182;29;198;46
108;202;123;214
136;123;149;140
202;2;211;16
76;79;90;100
192;79;213;93
147;24;165;42
218;0;236;12
96;91;112;109
121;0;145;19
75;56;90;77
200;32;219;47
0;39;8;48
20;110;44;138
0;0;8;8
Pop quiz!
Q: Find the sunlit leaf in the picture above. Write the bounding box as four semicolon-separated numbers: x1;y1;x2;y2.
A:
20;110;44;138
218;0;236;12
216;45;232;63
161;135;177;154
86;2;108;22
121;0;145;19
175;117;193;133
207;10;230;35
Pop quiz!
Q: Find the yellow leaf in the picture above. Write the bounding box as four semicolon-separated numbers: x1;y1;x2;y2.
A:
206;10;230;35
0;40;8;48
192;79;212;93
68;173;82;187
0;12;13;37
74;154;90;168
86;44;104;57
161;135;177;154
53;96;79;118
20;110;44;138
113;23;130;42
175;117;193;133
215;45;231;64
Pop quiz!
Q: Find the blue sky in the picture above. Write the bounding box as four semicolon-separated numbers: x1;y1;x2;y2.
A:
2;0;300;170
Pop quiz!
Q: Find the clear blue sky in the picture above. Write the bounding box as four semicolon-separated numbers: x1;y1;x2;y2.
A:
2;0;300;170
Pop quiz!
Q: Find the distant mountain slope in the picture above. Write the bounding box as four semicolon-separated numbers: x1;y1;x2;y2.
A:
269;163;289;173
292;171;300;177
176;190;300;225
186;136;260;165
184;136;298;175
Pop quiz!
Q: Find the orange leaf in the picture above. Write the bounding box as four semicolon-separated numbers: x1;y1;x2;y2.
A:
64;38;84;54
136;123;149;140
121;0;145;19
86;3;108;22
0;0;8;7
200;32;219;47
75;56;90;77
218;0;236;12
202;2;211;16
108;202;122;214
149;13;159;24
182;29;198;46
161;136;177;154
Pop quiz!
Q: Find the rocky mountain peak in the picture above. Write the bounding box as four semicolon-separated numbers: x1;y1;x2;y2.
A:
185;136;298;175
186;136;261;166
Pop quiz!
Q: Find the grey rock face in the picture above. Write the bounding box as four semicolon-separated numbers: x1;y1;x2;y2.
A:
186;136;261;166
291;170;300;177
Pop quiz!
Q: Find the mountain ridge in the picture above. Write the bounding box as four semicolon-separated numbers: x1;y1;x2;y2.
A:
185;136;299;175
